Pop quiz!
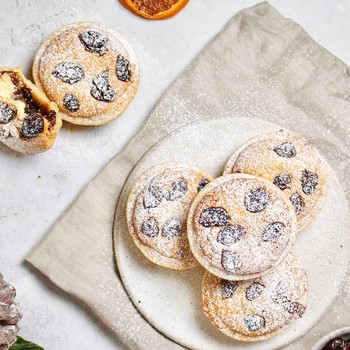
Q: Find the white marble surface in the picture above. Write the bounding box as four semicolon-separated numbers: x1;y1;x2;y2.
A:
0;1;349;349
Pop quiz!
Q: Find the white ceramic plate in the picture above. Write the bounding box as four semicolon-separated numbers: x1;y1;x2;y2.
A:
114;117;350;350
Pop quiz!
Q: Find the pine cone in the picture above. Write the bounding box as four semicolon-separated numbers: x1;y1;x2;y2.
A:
0;274;22;349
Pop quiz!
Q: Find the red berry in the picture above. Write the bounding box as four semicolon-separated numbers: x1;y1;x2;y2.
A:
330;337;346;349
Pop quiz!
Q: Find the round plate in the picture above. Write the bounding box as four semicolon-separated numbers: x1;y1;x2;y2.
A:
114;117;350;350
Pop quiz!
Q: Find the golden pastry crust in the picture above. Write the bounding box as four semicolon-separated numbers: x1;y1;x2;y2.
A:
223;130;328;231
33;22;139;126
187;174;297;280
126;163;213;270
0;67;62;155
202;253;308;342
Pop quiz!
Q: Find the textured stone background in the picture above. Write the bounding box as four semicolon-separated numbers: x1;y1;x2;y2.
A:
0;0;349;349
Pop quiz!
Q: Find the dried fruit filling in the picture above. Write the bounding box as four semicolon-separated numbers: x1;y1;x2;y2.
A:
166;177;187;201
270;280;306;317
197;178;209;192
116;55;131;82
0;71;56;138
63;93;80;112
199;207;229;227
290;192;304;215
0;101;16;124
13;87;40;112
20;112;44;138
79;30;108;56
300;169;318;195
244;314;265;332
217;225;246;245
244;188;271;213
221;280;238;299
221;250;242;273
245;282;265;301
90;70;116;102
262;222;285;242
273;142;297;158
273;173;291;190
322;336;350;350
52;62;84;85
143;184;164;209
141;217;159;237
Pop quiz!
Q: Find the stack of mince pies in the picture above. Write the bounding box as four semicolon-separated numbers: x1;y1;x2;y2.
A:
0;22;139;155
126;129;329;342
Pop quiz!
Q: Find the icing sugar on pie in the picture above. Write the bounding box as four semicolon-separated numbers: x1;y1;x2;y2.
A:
202;253;308;342
126;163;213;270
187;173;297;280
33;22;139;126
223;130;328;231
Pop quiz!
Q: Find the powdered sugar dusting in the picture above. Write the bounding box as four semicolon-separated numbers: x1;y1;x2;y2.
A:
223;130;329;231
114;117;350;350
189;174;297;279
33;22;140;126
202;253;308;340
127;163;212;269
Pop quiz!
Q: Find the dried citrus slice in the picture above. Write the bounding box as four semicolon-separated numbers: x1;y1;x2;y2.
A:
120;0;190;20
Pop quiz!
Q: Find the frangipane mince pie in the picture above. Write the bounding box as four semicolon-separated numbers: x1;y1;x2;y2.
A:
223;130;328;231
187;174;297;280
126;163;213;270
202;253;308;342
33;22;139;126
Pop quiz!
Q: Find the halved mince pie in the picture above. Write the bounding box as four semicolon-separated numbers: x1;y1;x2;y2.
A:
0;67;61;155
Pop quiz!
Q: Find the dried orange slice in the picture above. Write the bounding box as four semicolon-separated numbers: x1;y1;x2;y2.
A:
120;0;190;20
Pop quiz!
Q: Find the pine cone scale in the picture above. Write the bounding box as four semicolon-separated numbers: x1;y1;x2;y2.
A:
0;275;22;349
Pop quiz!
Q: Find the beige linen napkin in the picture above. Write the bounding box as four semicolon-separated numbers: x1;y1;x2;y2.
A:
27;2;350;349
